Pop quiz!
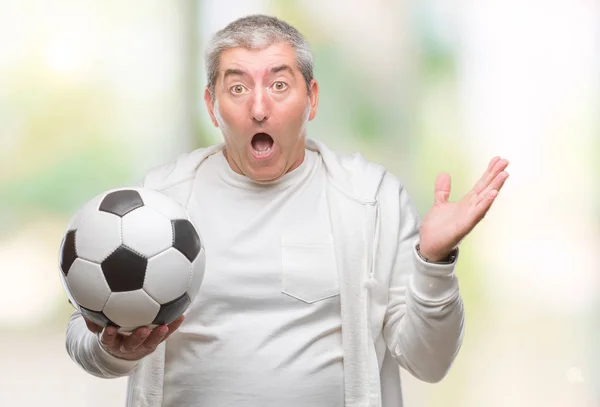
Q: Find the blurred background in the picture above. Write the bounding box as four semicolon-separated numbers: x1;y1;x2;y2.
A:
0;0;598;405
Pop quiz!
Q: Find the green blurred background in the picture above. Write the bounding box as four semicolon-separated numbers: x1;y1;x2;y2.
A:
0;0;598;405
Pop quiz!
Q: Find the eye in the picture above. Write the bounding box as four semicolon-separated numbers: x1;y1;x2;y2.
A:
230;85;247;94
272;81;288;91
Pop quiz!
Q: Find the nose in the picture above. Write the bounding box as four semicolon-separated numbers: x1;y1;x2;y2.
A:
250;88;270;123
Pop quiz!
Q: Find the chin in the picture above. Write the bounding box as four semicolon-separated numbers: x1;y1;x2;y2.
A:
246;163;286;183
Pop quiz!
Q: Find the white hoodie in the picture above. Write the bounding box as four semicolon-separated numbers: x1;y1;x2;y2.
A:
65;138;464;407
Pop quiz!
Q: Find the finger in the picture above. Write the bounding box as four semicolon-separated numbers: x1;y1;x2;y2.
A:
100;325;119;349
121;327;151;352
141;325;170;350
478;171;509;204
472;157;508;195
486;156;501;172
84;318;103;334
434;173;451;204
472;158;509;195
473;189;499;222
163;315;185;340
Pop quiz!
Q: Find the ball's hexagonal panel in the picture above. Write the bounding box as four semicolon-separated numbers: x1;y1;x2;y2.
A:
59;230;77;276
80;307;115;328
187;248;206;301
103;289;161;328
66;192;105;232
137;189;188;221
152;293;191;326
75;211;122;263
99;189;144;217
101;246;148;292
122;206;174;258
66;258;111;311
172;219;201;262
144;248;192;304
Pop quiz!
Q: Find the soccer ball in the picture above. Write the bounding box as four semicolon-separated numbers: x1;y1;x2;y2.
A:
59;187;205;333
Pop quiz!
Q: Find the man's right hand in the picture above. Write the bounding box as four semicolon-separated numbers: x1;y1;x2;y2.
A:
83;315;185;361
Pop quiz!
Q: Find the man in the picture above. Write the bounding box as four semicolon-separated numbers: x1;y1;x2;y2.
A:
66;14;509;407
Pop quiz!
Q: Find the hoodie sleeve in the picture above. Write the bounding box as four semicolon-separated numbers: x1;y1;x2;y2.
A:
65;309;142;378
380;175;465;383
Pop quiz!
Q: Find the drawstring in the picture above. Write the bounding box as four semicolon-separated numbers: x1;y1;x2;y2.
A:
363;203;380;290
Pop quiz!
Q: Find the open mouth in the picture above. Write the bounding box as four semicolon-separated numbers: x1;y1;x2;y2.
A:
251;132;274;158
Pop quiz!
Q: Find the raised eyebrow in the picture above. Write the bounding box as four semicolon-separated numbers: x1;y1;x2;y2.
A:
268;64;295;76
223;68;247;80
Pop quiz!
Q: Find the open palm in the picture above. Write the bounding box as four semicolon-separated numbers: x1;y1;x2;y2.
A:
418;157;510;261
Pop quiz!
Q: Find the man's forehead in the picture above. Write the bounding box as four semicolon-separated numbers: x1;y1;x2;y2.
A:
218;43;298;74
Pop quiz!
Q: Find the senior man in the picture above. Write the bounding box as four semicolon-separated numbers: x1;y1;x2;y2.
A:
66;14;509;407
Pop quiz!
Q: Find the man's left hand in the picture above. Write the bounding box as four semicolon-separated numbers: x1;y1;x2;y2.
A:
418;156;510;262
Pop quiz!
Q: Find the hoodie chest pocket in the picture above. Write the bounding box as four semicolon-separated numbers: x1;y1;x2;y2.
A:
281;234;340;303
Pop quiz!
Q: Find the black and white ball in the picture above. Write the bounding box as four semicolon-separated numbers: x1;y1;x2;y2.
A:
59;187;205;333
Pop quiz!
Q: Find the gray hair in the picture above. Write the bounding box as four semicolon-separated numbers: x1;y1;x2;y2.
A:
205;15;314;100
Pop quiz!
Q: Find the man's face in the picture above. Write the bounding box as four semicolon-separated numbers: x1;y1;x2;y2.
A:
204;42;319;183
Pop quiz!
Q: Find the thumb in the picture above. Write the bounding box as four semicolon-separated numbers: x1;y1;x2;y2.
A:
434;172;451;204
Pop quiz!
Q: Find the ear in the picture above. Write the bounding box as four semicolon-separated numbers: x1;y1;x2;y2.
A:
307;79;319;121
204;87;219;127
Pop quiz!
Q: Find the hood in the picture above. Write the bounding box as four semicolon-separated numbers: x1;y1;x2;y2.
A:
145;137;388;207
306;138;387;206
